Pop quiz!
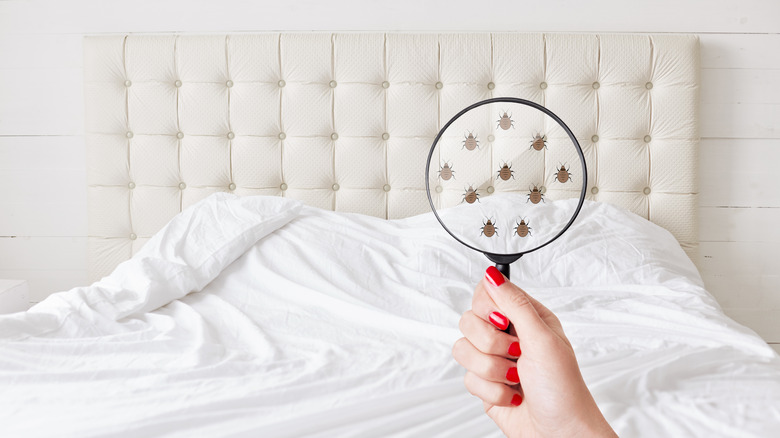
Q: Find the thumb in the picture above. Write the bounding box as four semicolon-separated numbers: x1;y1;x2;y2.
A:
483;266;549;337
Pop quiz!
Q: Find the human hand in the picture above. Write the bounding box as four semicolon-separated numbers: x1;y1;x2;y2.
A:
452;266;617;438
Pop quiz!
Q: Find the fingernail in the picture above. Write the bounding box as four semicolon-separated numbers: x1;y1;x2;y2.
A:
506;367;520;383
485;266;505;287
508;342;521;357
489;311;509;331
511;394;523;406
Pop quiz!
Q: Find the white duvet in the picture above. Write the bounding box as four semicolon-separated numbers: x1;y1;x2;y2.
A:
1;194;779;438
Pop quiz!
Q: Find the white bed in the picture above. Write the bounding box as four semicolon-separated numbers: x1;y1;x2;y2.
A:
1;194;779;437
1;32;778;437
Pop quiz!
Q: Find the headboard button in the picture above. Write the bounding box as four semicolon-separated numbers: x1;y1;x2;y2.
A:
227;132;235;139
592;81;600;89
176;132;184;139
487;134;495;142
381;81;390;89
129;233;137;241
435;81;443;89
331;133;339;141
174;80;182;88
540;186;547;194
226;80;234;88
278;132;286;140
645;82;653;90
643;187;652;195
382;133;390;140
128;182;136;190
487;82;495;90
179;182;186;190
540;82;548;90
278;80;286;88
329;80;337;88
435;186;443;193
644;135;652;143
591;186;599;194
124;80;132;87
383;184;391;192
591;135;599;143
125;131;133;139
228;183;236;191
332;183;340;191
280;183;288;191
486;186;495;194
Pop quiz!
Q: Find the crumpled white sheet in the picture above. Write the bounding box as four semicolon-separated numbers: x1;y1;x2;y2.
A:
1;193;779;438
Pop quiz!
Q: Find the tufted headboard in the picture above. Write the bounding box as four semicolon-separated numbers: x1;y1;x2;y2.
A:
84;33;699;281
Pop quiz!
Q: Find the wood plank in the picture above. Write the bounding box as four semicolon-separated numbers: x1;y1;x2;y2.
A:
701;69;780;105
1;0;779;34
699;241;777;276
721;308;780;343
699;207;780;243
0;269;88;303
701;102;780;139
0;135;87;236
0;236;87;270
0;68;83;136
699;138;780;207
0;136;87;237
700;33;780;70
0;34;83;69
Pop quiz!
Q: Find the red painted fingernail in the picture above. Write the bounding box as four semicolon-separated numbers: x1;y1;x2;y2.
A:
485;266;505;287
506;367;520;383
489;312;509;331
511;394;523;406
508;342;521;357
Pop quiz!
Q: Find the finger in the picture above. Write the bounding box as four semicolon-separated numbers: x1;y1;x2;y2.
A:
459;310;522;358
483;266;551;339
471;281;507;330
452;337;522;384
464;371;524;408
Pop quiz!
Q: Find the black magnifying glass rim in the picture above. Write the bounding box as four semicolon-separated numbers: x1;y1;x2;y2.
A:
425;97;588;261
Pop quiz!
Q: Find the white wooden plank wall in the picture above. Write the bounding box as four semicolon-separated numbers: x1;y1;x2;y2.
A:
0;0;778;344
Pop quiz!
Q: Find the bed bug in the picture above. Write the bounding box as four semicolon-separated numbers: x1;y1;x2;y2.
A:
462;132;479;151
514;218;532;237
496;161;515;181
438;162;455;180
463;185;480;204
496;111;514;130
481;218;498;237
527;184;545;204
529;133;547;151
555;163;572;183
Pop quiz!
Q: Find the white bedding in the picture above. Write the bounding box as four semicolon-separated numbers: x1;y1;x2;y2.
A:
1;194;779;437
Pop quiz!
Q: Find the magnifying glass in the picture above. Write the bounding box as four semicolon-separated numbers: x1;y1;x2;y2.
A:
425;97;587;283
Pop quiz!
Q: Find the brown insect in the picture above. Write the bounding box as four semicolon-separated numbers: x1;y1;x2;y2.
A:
481;218;498;237
555;163;572;183
463;185;480;204
496;161;515;181
496;111;514;130
514;218;532;237
462;132;479;151
438;162;455;180
527;184;545;204
529;133;547;151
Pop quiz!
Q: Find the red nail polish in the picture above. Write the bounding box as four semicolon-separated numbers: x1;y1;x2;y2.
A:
489;312;509;331
485;266;505;287
511;394;523;406
506;367;519;383
508;342;521;357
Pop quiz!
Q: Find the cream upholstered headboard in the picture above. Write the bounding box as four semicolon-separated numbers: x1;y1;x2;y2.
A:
84;33;699;281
